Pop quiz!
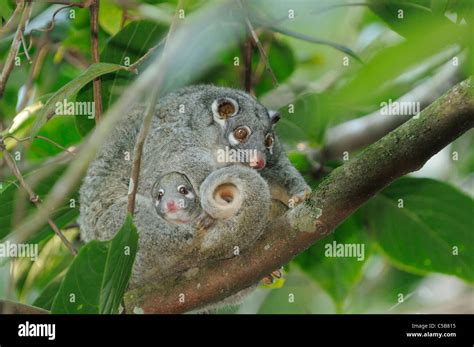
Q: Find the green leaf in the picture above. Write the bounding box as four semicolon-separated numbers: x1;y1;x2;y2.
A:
98;0;125;35
287;151;311;173
0;1;13;22
364;177;474;282
15;229;76;302
368;0;438;38
253;36;296;96
293;214;371;311
328;16;468;114
31;62;126;138
0;166;79;241
276;92;331;145
51;215;138;314
28;115;82;160
32;277;63;311
199;35;295;97
75;20;167;136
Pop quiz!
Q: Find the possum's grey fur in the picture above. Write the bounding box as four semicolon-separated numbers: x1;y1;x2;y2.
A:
79;85;308;309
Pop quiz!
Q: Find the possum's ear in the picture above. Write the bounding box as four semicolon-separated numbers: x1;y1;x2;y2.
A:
268;110;280;124
212;98;239;127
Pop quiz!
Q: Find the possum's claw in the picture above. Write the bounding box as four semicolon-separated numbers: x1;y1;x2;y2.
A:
260;268;283;285
195;213;216;231
289;187;312;207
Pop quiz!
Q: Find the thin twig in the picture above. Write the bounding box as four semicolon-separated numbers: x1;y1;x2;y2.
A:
17;33;49;111
29;4;76;35
126;41;165;74
0;0;25;39
246;18;278;87
0;146;77;183
238;0;278;87
19;30;32;63
35;0;86;7
90;0;103;123
120;8;128;29
270;25;362;63
0;1;33;99
21;4;75;55
241;35;253;93
4;134;76;156
60;47;90;69
127;0;184;215
253;2;369;31
252;33;274;87
0;142;77;256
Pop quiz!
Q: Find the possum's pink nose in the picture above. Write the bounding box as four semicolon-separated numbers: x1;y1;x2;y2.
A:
250;157;265;170
166;201;177;213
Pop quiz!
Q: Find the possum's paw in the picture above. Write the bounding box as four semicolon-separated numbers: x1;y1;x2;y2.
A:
289;187;312;207
195;213;216;231
260;268;283;285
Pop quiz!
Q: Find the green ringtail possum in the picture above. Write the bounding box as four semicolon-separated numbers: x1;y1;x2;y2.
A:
79;85;309;309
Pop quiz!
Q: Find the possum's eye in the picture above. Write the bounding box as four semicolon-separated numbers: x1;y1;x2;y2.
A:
212;98;239;125
178;185;188;195
265;133;274;148
157;189;164;200
178;185;194;199
230;126;251;144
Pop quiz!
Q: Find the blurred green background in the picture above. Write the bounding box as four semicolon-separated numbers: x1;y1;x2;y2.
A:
0;0;472;313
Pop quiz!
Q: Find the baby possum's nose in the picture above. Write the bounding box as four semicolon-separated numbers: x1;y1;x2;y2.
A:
166;200;177;213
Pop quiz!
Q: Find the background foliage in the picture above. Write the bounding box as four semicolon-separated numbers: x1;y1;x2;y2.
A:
0;0;472;313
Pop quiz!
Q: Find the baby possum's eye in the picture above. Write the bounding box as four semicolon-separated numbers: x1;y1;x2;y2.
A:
178;185;194;199
265;133;274;148
178;185;188;195
156;189;164;201
230;126;251;145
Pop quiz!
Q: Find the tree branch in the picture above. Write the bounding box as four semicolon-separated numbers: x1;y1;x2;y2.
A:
0;299;49;314
323;61;461;160
124;77;474;313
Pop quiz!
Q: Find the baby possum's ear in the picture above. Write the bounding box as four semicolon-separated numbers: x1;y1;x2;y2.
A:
212;97;239;127
268;109;280;124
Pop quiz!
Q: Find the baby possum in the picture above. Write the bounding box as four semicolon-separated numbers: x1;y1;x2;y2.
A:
151;171;216;230
153;170;245;233
152;171;281;287
151;172;201;225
